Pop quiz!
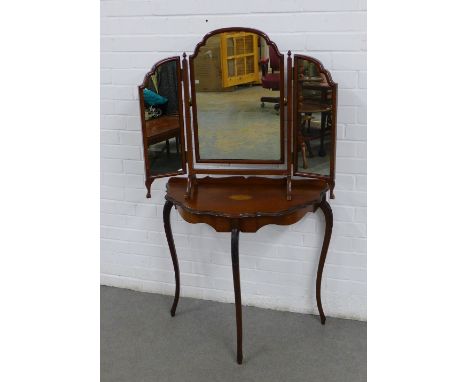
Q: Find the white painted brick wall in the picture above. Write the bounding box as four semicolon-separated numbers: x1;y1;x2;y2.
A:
100;0;367;320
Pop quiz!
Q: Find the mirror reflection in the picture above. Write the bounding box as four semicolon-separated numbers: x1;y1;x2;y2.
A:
143;60;184;176
295;58;333;176
193;32;282;161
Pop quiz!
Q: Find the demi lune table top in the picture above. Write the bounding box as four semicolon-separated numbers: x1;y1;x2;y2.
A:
165;176;328;220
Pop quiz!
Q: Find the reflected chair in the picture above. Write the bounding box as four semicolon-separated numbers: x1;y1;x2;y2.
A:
297;76;333;168
299;110;331;169
260;46;280;111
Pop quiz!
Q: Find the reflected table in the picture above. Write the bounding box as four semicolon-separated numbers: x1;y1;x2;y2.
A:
163;176;333;364
145;115;180;156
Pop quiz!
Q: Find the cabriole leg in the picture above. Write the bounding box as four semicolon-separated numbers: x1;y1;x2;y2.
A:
231;228;243;364
163;200;180;317
316;197;333;325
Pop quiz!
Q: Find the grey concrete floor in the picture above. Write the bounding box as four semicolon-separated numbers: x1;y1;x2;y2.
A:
101;286;366;382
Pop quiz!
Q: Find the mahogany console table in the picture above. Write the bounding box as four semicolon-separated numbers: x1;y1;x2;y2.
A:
138;28;339;365
163;176;333;364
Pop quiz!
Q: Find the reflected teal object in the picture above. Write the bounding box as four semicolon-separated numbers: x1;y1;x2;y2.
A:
143;88;168;106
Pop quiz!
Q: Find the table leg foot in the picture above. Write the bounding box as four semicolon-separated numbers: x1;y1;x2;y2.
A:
316;197;333;325
231;228;243;364
163;200;180;317
145;179;153;198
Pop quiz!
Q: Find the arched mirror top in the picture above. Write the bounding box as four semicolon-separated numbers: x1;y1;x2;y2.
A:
190;27;283;60
139;56;180;90
188;27;286;165
293;54;337;88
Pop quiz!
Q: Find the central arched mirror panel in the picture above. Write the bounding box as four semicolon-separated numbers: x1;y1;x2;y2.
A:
189;28;285;164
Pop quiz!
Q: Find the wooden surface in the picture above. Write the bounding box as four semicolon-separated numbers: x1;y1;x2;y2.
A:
298;79;331;90
145;115;180;144
136;32;339;364
165;176;328;232
163;176;333;363
297;101;332;113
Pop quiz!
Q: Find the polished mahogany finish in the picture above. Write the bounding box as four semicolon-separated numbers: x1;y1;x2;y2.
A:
137;28;338;364
231;227;243;364
164;176;333;363
316;198;333;324
166;176;327;232
163;200;180;317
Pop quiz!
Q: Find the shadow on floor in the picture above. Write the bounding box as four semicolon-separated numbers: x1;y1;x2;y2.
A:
101;286;366;382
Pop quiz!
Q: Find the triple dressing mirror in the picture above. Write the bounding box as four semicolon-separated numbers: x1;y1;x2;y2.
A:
138;28;337;198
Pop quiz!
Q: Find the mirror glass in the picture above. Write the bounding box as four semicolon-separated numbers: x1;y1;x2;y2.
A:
192;31;282;161
142;59;184;176
295;57;333;176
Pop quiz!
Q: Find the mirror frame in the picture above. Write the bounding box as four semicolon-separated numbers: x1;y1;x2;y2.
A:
188;27;286;166
292;54;338;198
138;56;187;197
137;30;340;199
